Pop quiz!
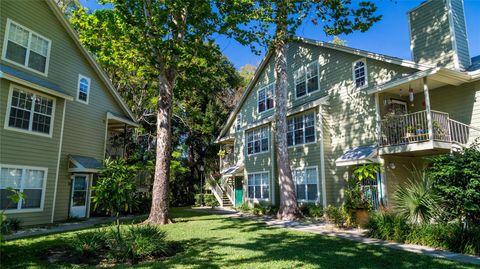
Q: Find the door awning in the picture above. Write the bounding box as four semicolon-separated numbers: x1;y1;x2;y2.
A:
68;155;103;173
335;145;379;167
221;165;243;177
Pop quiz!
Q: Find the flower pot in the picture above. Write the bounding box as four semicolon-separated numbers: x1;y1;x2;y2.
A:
352;208;369;227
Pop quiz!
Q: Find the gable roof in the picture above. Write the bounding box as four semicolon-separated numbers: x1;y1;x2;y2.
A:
44;0;136;122
216;36;433;141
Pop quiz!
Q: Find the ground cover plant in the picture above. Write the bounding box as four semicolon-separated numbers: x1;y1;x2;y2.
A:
2;208;476;269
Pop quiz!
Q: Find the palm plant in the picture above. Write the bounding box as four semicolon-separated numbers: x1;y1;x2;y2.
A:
393;167;440;224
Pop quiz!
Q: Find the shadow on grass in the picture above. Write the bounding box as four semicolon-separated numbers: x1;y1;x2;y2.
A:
1;209;477;269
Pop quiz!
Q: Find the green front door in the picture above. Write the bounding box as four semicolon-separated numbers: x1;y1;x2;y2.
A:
234;176;243;207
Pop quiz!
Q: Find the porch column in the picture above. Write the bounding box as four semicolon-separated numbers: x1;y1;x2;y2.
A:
423;77;434;141
374;93;381;144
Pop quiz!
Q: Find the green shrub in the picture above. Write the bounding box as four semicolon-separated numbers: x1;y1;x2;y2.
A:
110;225;171;263
393;168;440;224
324;206;347;227
366;211;411;242
237;202;250;213
406;223;480;256
73;230;106;257
0;218;22;235
204;194;219;207
300;204;323;218
73;225;178;264
194;194;204;206
428;140;480;225
251;203;266;215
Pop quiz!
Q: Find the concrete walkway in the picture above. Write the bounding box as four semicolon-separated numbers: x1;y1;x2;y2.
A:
4;215;141;241
192;207;480;266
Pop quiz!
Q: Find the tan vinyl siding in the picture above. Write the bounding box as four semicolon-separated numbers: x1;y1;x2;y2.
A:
0;79;64;226
408;0;457;69
1;0;132;224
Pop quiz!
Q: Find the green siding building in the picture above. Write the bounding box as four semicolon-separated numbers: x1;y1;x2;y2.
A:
215;0;480;209
0;0;137;225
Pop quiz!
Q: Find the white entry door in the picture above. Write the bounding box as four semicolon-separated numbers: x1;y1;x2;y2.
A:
70;174;89;218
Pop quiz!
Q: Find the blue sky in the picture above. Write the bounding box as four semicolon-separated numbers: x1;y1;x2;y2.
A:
81;0;480;69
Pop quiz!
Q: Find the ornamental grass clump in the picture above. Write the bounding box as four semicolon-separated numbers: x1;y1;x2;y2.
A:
72;224;180;265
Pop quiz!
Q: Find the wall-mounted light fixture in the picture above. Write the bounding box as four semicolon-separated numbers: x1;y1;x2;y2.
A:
389;162;396;170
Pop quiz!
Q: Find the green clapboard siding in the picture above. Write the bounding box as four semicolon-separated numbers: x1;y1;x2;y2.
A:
450;0;471;70
0;0;132;225
229;39;417;206
408;0;456;69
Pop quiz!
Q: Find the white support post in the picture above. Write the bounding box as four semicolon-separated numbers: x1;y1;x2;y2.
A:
374;93;381;144
423;77;434;141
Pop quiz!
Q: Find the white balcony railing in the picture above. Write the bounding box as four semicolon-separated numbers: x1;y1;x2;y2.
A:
379;110;475;147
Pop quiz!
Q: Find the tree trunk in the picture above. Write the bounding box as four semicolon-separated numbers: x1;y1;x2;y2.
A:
274;4;302;220
145;74;173;224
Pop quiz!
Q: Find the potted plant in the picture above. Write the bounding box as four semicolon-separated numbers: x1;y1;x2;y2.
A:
406;125;415;139
346;163;382;227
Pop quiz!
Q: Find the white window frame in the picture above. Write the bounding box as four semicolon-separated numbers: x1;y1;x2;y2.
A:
76;74;91;104
0;164;48;213
4;84;56;138
352;58;368;89
292;166;319;203
294;61;320;99
257;83;275;113
245;126;269;156
1;19;52;76
287;112;317;147
247;171;270;201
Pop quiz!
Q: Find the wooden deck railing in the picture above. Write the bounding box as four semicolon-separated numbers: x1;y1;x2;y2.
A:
379;110;476;147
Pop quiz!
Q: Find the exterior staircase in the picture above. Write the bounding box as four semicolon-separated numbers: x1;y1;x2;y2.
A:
222;193;233;207
208;175;234;207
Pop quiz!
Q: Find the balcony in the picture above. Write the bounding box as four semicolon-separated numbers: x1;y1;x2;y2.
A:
378;110;474;155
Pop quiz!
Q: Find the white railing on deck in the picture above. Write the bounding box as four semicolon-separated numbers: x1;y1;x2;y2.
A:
379;110;475;147
449;119;472;145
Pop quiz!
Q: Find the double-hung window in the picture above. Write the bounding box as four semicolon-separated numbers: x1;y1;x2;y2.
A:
293;167;318;202
287;112;316;146
353;59;368;89
257;83;274;113
0;165;47;211
77;75;91;104
6;86;55;136
246;126;269;155
2;19;51;75
294;61;319;98
247;172;269;200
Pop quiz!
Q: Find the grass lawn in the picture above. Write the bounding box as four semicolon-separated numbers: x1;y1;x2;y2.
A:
1;207;477;269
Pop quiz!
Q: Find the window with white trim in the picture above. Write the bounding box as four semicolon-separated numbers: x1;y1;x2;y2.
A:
257;83;274;113
287;112;316;146
235;113;242;131
2;19;51;75
6;87;55;136
77;75;91;104
293;167;318;201
0;165;47;210
246;126;269;155
353;59;367;89
247;172;269;200
294;61;319;98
